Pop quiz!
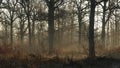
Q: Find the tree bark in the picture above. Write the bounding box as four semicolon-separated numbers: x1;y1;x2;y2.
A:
26;2;32;48
101;1;107;46
28;14;32;47
10;21;13;48
78;8;82;45
89;0;96;58
48;3;55;54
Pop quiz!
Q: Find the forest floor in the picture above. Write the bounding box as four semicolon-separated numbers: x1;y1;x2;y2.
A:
0;45;120;68
0;56;120;68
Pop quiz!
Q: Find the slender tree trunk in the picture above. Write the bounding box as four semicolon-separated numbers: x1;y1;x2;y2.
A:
115;9;119;46
106;21;110;47
20;21;24;43
48;5;55;54
4;23;8;46
27;3;32;48
89;0;96;58
10;21;13;48
70;15;74;44
78;9;82;45
31;20;35;45
28;15;32;47
101;1;107;46
32;21;35;39
77;0;82;45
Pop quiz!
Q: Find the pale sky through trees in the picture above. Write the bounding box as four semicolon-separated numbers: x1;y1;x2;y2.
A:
0;0;120;32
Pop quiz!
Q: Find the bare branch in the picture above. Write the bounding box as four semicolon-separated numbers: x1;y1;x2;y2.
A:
54;0;64;8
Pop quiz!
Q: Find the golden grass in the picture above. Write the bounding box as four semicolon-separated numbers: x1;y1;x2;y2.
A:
0;40;119;60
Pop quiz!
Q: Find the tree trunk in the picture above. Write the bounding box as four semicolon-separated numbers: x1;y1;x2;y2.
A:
20;21;24;43
89;0;96;58
48;4;55;54
10;21;13;48
70;15;74;44
77;0;82;45
32;21;35;39
28;15;32;47
101;1;107;46
78;9;82;45
27;3;32;48
115;9;119;46
31;20;35;45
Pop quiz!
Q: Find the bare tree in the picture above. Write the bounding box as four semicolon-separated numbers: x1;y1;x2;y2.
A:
89;0;96;58
19;0;32;47
45;0;64;54
73;0;89;45
101;0;108;46
0;16;9;45
16;5;27;43
2;0;18;48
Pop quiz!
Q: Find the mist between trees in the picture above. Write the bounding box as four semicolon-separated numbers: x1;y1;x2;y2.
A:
0;0;120;59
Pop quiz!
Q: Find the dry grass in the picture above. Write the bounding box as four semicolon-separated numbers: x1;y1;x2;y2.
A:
0;40;119;60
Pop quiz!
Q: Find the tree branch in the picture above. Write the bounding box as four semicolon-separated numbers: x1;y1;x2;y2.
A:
54;0;64;8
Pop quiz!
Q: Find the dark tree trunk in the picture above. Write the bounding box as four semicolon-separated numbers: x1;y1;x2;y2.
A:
27;3;32;48
115;9;119;46
78;9;82;45
48;3;55;54
77;1;82;45
45;0;63;54
10;21;13;48
4;23;8;45
28;14;32;47
89;0;96;58
101;1;107;46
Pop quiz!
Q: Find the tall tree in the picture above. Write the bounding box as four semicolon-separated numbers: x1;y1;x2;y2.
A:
77;0;83;45
16;5;27;43
101;0;108;46
2;0;18;48
45;0;63;54
89;0;96;58
73;0;89;45
19;0;32;47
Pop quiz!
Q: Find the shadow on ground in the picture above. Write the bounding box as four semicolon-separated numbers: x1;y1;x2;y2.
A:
0;56;120;68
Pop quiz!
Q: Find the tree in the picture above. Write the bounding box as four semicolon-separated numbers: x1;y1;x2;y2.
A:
101;0;108;46
0;15;9;45
2;0;18;48
16;5;27;43
45;0;64;54
30;0;42;44
19;0;32;48
88;0;96;58
73;0;89;45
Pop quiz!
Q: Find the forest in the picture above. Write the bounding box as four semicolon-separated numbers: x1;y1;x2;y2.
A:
0;0;120;68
